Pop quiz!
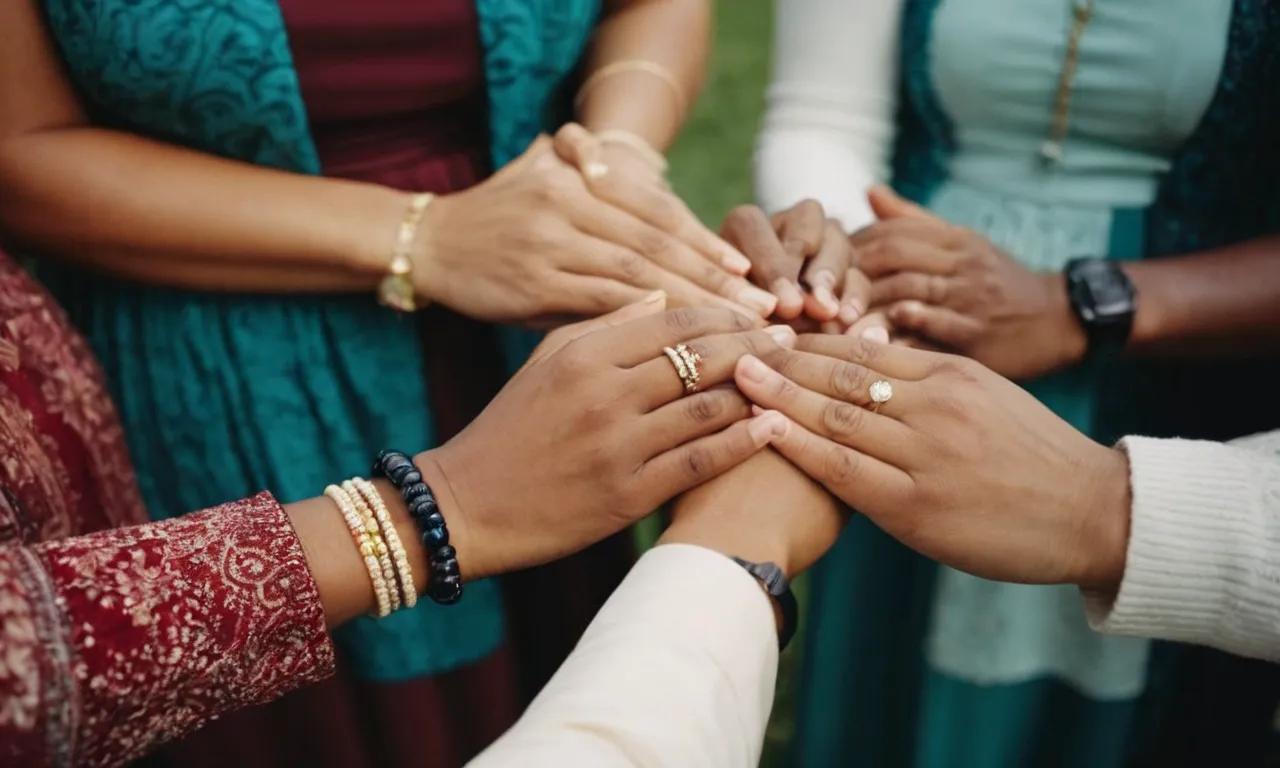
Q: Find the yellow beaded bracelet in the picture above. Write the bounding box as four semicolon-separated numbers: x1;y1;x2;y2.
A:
325;484;392;618
343;480;401;613
351;477;417;609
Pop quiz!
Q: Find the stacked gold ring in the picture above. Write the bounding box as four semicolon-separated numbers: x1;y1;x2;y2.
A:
662;344;703;394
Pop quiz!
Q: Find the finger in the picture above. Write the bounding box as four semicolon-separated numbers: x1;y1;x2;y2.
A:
858;238;958;279
553;122;610;180
573;208;778;317
584;163;752;275
525;291;666;366
639;388;752;457
793;333;940;380
734;355;910;456
801;219;854;321
886;300;983;347
721;205;805;318
767;414;910;510
837;267;872;326
867;185;936;222
772;199;826;254
559;231;761;317
640;410;786;498
580;306;766;367
869;272;952;307
845;312;892;344
630;325;797;409
540;273;655;317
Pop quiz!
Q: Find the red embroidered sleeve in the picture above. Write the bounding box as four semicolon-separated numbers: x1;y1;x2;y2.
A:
0;492;335;767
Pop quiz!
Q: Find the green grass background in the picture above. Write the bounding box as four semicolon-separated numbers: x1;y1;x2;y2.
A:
638;6;803;764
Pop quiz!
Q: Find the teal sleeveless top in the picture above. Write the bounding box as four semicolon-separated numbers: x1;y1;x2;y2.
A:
39;0;600;682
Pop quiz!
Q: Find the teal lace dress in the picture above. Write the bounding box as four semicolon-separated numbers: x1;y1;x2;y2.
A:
794;1;1267;766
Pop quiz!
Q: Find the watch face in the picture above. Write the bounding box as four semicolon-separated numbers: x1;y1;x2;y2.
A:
1074;261;1135;322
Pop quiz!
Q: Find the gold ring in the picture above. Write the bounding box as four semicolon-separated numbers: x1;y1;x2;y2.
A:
869;380;893;414
663;344;702;394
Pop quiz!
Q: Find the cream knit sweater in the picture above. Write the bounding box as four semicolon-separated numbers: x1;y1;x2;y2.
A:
1086;430;1280;661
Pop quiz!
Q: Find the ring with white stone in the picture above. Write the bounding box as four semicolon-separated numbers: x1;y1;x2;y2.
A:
869;380;893;413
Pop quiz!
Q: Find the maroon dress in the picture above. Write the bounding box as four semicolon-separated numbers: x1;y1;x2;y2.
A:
143;3;635;766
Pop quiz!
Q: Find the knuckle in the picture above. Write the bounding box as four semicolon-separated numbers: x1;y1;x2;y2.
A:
820;446;862;487
820;399;865;438
681;445;713;481
828;361;870;401
615;250;649;282
684;393;725;423
664;306;705;335
639;230;677;261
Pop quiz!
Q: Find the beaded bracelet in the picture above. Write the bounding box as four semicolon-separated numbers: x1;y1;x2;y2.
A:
372;450;462;605
325;484;393;618
351;477;417;609
342;480;401;613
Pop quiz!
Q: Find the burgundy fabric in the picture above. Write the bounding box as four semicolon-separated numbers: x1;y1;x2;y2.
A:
146;3;634;767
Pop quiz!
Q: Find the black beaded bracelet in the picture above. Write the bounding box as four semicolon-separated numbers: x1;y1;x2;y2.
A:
372;449;462;605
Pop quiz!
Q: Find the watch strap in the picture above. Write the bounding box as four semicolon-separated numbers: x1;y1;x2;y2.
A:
731;556;798;651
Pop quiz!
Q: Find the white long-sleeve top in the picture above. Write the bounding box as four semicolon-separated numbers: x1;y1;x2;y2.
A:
473;430;1280;768
753;0;904;231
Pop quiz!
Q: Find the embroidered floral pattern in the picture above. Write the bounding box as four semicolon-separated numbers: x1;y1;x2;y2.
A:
0;254;334;766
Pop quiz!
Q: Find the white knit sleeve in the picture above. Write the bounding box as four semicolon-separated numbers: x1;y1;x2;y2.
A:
1084;430;1280;661
753;0;904;231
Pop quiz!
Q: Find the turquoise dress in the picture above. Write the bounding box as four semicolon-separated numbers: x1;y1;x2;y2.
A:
38;0;598;684
796;1;1240;765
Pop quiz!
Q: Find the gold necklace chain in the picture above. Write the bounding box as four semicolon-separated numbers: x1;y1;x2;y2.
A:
1040;0;1097;167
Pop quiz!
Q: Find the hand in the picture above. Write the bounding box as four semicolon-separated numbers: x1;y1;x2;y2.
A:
720;202;870;328
660;449;847;579
732;335;1131;591
856;187;1086;379
416;134;778;324
420;305;794;579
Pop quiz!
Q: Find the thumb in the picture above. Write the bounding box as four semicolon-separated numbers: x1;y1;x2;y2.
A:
868;185;935;222
553;122;608;180
526;291;667;366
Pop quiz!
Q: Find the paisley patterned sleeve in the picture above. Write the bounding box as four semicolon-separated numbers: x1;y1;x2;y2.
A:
0;492;335;768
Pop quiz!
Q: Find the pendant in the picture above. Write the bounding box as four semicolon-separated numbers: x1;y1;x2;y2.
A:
1039;139;1063;168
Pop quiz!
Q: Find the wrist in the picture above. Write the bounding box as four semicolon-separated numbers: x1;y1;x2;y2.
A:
412;448;489;582
1037;271;1089;369
410;193;454;307
659;514;794;580
345;187;419;277
1073;446;1132;592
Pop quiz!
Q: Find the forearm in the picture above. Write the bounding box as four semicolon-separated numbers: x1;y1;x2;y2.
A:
0;128;408;292
1123;238;1280;356
576;0;710;149
467;545;778;768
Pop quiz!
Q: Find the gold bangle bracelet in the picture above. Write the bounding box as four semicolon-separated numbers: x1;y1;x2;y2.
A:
574;60;687;122
594;129;669;175
377;192;434;314
326;484;393;618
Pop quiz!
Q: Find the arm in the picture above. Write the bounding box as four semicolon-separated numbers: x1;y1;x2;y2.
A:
0;0;409;293
753;0;903;230
469;450;845;768
1082;430;1280;662
576;0;711;151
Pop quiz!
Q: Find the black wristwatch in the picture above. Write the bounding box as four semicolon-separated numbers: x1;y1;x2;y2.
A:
731;557;798;651
1064;257;1137;355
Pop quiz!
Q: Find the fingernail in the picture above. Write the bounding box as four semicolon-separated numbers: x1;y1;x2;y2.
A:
747;410;787;445
769;278;804;311
643;290;667;306
584;161;609;180
737;354;771;383
739;285;779;316
721;247;752;275
840;299;865;326
862;326;891;344
814;284;839;313
764;324;797;348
